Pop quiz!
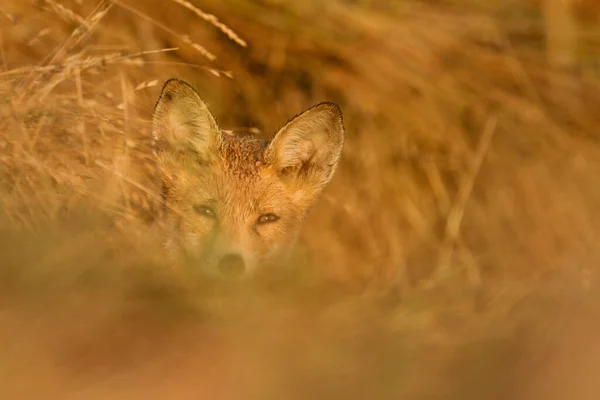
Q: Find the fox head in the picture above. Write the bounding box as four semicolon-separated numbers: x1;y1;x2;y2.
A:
152;79;345;278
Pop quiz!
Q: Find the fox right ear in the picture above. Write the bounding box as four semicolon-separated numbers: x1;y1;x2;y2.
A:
152;78;221;163
266;102;345;194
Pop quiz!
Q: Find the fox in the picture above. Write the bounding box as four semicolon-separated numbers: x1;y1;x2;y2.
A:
151;78;345;278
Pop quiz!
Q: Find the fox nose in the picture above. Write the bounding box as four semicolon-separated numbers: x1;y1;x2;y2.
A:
217;253;245;278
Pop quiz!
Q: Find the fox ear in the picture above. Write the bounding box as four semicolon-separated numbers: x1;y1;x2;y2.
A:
152;78;221;163
266;102;345;191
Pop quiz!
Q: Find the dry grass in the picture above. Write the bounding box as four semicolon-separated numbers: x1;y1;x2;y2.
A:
2;0;600;398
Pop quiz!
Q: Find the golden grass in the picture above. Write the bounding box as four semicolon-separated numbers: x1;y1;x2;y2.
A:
2;0;600;397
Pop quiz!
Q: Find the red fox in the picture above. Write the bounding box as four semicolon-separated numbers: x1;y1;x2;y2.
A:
152;79;345;278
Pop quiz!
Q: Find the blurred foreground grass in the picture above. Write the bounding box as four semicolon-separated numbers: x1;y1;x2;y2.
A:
2;0;600;398
1;218;600;399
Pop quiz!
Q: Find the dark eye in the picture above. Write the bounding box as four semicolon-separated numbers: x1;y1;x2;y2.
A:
257;213;280;225
193;204;216;219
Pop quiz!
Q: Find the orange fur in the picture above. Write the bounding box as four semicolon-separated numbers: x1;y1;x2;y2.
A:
152;79;345;277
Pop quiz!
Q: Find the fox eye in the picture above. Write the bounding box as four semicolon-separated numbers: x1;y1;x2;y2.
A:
257;213;280;225
193;204;216;219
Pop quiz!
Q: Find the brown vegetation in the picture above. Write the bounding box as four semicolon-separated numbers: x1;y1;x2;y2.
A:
1;0;600;398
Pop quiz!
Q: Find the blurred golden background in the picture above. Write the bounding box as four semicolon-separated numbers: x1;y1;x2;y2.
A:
1;0;600;398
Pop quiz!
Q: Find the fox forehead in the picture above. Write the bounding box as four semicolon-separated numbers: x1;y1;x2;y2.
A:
218;134;269;180
172;134;288;212
217;135;288;212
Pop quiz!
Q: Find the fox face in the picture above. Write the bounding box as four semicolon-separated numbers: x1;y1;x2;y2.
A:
152;79;345;278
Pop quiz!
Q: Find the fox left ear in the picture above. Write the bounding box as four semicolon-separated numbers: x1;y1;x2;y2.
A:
266;102;345;192
152;78;222;164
